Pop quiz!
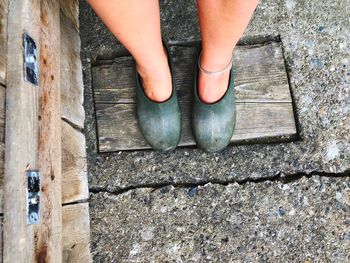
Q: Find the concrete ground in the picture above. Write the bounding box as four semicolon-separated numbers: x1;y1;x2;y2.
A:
79;0;350;261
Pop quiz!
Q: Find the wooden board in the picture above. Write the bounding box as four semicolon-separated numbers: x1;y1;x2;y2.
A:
92;42;297;152
0;0;7;85
60;6;85;129
37;1;62;261
0;86;4;214
59;3;91;262
62;120;88;204
0;216;2;262
59;0;79;32
62;203;92;263
3;1;62;262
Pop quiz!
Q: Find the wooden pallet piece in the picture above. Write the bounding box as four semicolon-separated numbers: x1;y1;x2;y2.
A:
60;6;85;129
59;1;91;262
62;203;92;263
59;0;79;32
0;86;4;214
61;120;88;204
3;1;62;262
0;0;7;85
92;42;297;152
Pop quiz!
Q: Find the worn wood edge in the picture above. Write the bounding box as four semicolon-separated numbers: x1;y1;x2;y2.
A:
0;86;5;214
62;203;92;263
36;0;62;262
60;7;85;129
92;42;292;104
0;216;2;263
59;0;79;32
0;0;7;86
62;120;89;204
96;102;297;152
3;0;41;262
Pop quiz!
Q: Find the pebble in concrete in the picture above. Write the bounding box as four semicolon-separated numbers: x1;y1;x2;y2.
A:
90;175;350;262
80;0;350;191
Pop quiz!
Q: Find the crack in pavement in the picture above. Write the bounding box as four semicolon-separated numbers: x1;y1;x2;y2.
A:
89;169;350;196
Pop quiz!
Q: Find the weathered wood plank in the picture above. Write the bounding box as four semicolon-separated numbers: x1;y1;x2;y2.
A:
4;1;41;261
62;203;92;263
59;0;79;31
37;0;62;262
92;42;292;104
92;42;297;152
60;7;85;129
0;216;2;263
96;102;296;151
0;0;7;85
4;1;62;262
62;120;88;204
0;85;5;214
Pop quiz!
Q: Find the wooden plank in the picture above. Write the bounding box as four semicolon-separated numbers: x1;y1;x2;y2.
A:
62;203;92;263
92;42;297;152
0;0;7;85
3;1;62;262
60;7;85;129
92;43;292;104
4;1;41;261
96;102;296;151
59;0;79;31
37;1;62;261
0;216;2;263
0;86;5;214
62;120;88;204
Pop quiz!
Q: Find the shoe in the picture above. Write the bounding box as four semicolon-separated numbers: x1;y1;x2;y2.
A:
135;42;181;152
192;43;236;153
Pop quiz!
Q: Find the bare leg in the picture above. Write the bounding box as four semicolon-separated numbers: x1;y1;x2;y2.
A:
197;0;259;103
88;0;171;102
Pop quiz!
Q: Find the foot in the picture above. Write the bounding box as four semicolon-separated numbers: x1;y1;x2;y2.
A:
136;48;172;103
198;51;232;104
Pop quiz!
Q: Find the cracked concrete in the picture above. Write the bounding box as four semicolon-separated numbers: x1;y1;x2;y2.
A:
80;0;350;191
89;170;350;196
79;0;350;261
90;175;350;262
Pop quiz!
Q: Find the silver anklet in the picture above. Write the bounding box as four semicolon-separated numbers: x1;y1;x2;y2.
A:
198;51;233;76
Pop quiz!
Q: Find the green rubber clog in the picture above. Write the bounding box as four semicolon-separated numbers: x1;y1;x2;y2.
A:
135;43;181;152
192;45;236;153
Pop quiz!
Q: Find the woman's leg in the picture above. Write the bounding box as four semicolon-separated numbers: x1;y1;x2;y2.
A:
197;0;259;103
88;0;171;102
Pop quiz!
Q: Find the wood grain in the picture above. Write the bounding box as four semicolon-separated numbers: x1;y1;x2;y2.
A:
0;86;5;214
92;42;297;152
62;203;92;263
0;216;2;262
37;0;62;262
59;0;79;32
3;1;62;262
60;6;85;129
4;0;41;261
96;102;296;151
61;120;88;204
0;0;7;85
92;43;292;104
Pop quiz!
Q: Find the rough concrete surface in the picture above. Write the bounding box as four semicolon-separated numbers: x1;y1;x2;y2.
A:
91;176;350;262
80;0;350;191
79;0;350;261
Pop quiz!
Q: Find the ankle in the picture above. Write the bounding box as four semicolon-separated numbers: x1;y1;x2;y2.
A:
200;48;233;71
136;60;170;83
135;46;168;75
135;54;172;103
198;70;230;104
